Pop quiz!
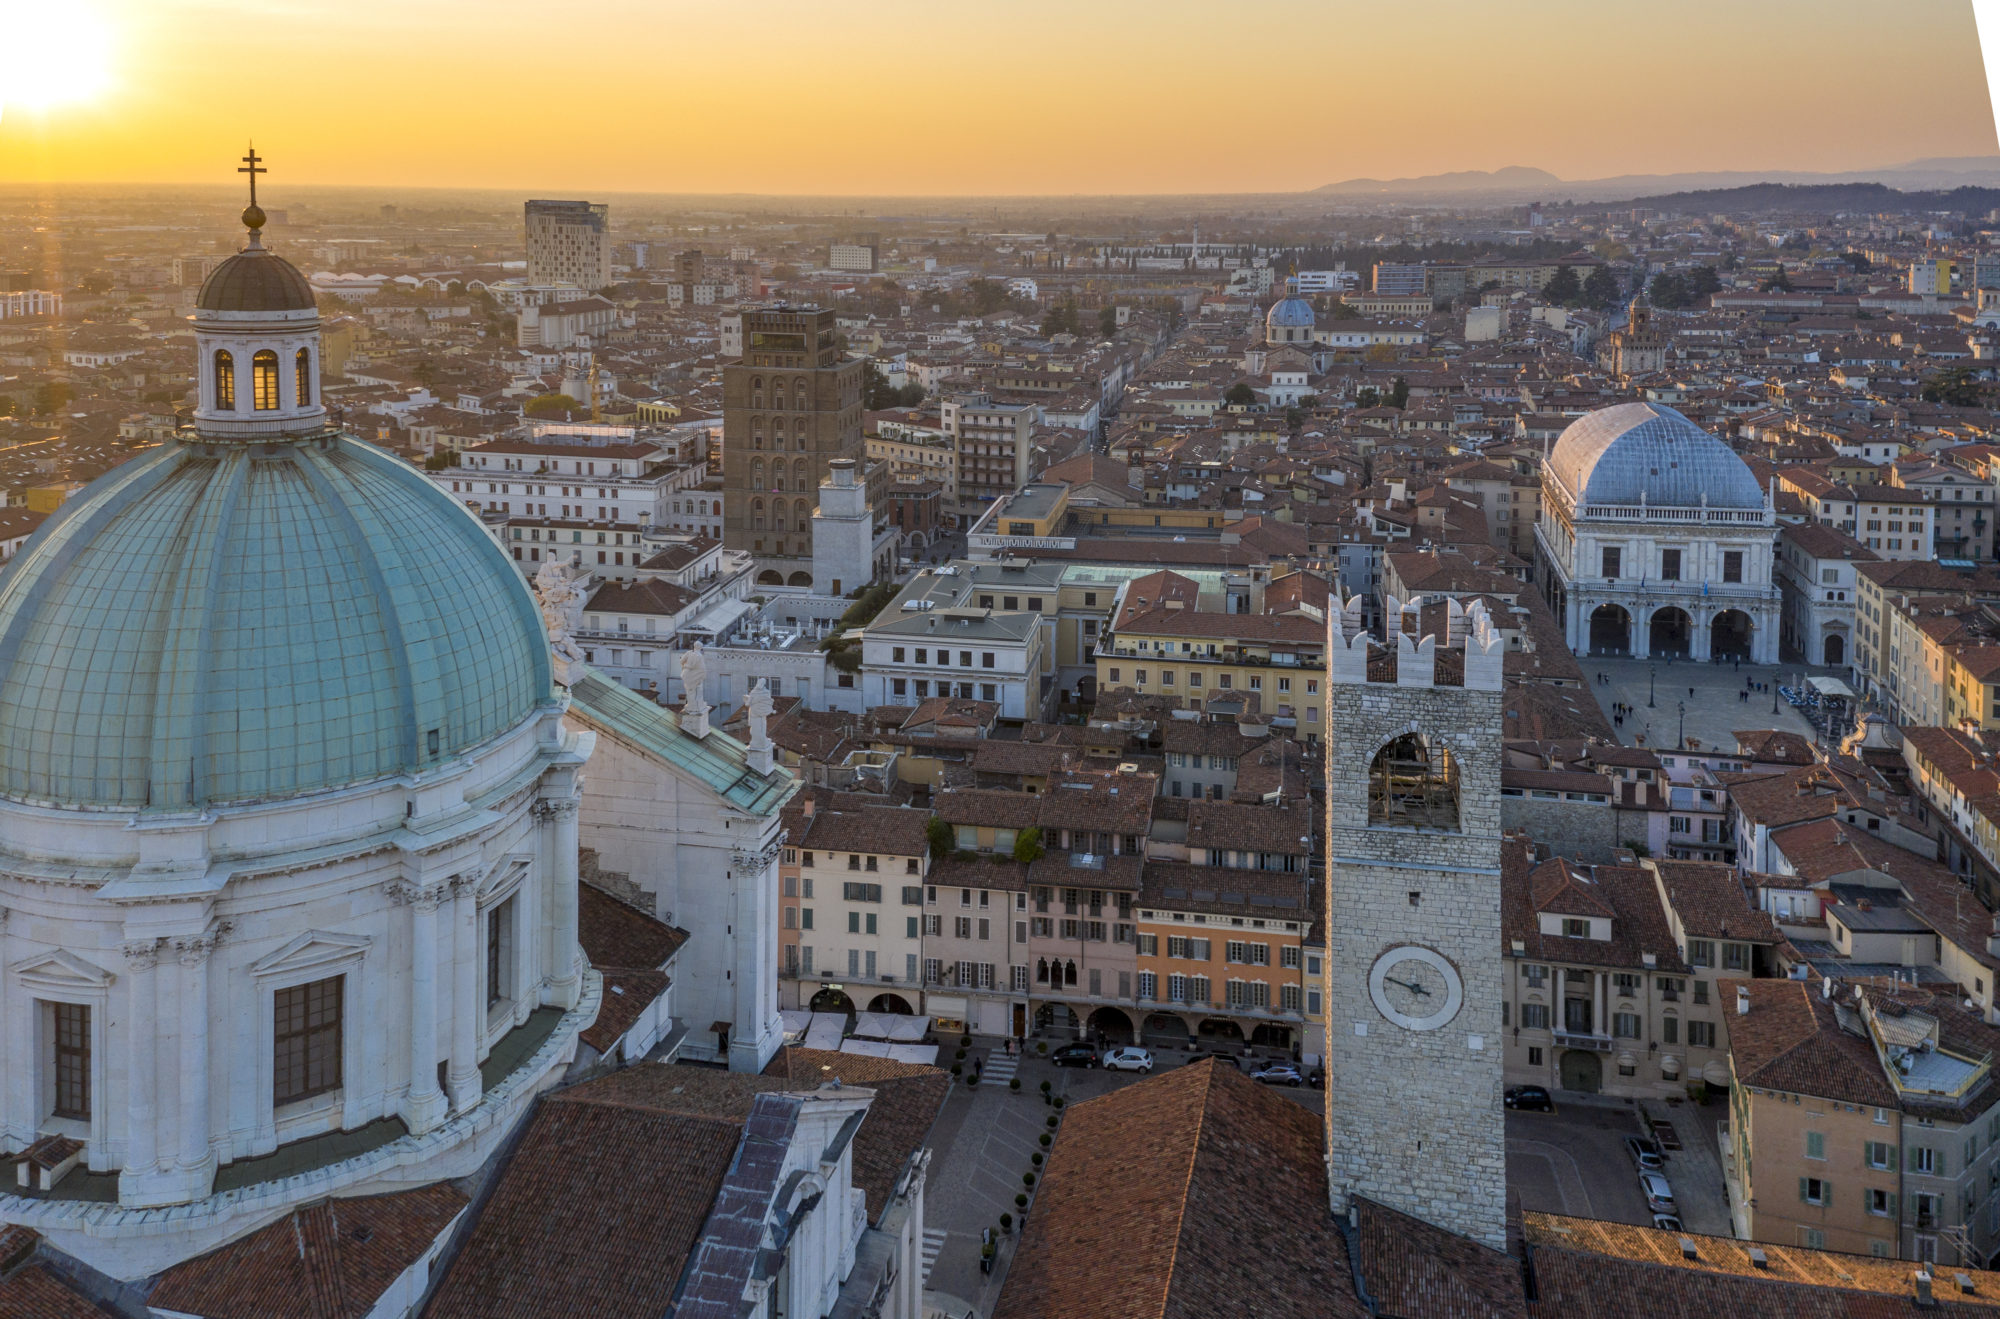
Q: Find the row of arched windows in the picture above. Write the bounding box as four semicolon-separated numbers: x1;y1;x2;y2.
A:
748;375;812;411
213;348;312;413
748;497;812;532
748;458;812;491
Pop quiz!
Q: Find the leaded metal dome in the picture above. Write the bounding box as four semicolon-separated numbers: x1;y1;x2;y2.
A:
1266;293;1316;330
195;243;317;313
0;436;553;810
1547;402;1765;510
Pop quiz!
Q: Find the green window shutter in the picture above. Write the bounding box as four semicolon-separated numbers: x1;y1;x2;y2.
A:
1799;1176;1810;1203
1806;1131;1825;1160
1822;1180;1831;1206
906;917;918;938
1889;1192;1898;1218
1908;1146;1919;1172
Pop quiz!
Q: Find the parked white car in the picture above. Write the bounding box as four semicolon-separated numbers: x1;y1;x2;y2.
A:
1102;1047;1154;1073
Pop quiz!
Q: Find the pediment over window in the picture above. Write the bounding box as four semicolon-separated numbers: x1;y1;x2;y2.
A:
249;930;372;979
12;949;116;992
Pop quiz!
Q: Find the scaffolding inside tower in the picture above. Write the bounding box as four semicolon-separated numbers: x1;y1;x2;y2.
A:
1368;735;1459;830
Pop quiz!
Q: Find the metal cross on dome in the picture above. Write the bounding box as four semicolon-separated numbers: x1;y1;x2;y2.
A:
239;144;266;206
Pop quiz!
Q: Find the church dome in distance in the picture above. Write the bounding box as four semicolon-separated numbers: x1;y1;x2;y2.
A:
1547;401;1765;510
1266;290;1316;330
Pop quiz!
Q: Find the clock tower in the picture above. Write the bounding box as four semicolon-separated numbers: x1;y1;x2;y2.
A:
1322;596;1508;1250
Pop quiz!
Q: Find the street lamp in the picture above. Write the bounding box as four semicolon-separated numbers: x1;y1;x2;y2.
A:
1771;668;1780;716
1648;663;1656;709
1678;700;1687;749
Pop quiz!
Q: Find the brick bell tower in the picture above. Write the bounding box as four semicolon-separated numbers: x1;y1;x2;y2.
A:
1322;595;1508;1250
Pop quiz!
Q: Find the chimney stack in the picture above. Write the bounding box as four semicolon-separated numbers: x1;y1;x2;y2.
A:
1737;986;1751;1016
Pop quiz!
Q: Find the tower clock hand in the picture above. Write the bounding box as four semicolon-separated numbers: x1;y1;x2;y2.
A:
1385;976;1431;997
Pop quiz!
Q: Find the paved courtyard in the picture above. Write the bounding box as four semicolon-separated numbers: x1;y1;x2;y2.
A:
1505;1091;1732;1236
1581;655;1830;754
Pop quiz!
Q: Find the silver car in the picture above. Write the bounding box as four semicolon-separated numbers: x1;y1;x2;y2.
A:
1102;1047;1154;1073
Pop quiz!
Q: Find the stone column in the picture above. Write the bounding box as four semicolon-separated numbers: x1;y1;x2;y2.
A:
176;934;217;1184
405;884;448;1134
1594;972;1607;1040
543;797;582;1010
447;873;481;1112
119;939;160;1195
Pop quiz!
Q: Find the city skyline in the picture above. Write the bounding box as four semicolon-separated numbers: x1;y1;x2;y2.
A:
0;0;1995;196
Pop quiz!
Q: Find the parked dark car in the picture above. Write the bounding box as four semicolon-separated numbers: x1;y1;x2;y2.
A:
1505;1086;1554;1112
1308;1066;1326;1090
1051;1043;1099;1069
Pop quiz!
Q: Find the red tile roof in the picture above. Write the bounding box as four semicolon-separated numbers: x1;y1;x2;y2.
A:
151;1186;468;1319
993;1059;1363;1319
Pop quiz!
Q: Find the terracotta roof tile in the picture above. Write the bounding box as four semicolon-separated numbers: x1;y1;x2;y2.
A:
153;1186;467;1319
0;1265;118;1319
993;1059;1363;1319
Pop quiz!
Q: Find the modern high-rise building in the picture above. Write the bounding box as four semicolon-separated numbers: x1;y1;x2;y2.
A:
525;199;612;291
721;306;873;586
1371;261;1427;296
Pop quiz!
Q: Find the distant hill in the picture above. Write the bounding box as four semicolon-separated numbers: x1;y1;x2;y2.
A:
1579;180;2000;216
1314;166;1559;196
1312;157;2000;205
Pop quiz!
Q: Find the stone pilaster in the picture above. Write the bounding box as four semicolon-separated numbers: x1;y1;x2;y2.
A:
174;934;218;1193
447;872;482;1112
397;882;449;1134
118;939;164;1206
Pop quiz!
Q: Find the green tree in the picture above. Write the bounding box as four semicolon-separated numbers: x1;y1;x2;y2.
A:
1098;305;1119;338
1922;366;1985;407
1040;299;1080;338
1542;264;1582;306
967;278;1010;316
1388;377;1409;409
32;383;72;415
413;358;440;390
1224;382;1257;409
1581;266;1621;307
72;272;112;294
1761;270;1794;293
523;392;578;419
1840;251;1872;274
1355;387;1381;409
863;361;911;411
927;816;956;862
1012;826;1045;865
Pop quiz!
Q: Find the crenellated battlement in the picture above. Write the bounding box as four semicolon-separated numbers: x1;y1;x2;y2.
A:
1326;593;1504;691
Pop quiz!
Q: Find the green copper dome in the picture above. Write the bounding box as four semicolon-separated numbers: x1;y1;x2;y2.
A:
0;433;553;810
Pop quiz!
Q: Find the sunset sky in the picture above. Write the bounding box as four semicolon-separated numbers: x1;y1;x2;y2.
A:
0;0;1994;196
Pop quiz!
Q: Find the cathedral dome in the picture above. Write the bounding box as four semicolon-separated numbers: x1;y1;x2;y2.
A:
195;242;316;313
0;437;552;810
1547;402;1765;510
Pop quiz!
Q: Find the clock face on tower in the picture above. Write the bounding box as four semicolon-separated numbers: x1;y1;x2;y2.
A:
1367;945;1465;1032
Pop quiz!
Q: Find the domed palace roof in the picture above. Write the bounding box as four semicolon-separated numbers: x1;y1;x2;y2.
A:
195;243;317;313
1547;402;1765;510
0;438;553;810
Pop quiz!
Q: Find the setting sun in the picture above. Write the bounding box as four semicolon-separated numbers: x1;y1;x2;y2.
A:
0;0;113;117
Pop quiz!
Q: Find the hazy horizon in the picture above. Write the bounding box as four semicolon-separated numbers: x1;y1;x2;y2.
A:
1;0;1994;197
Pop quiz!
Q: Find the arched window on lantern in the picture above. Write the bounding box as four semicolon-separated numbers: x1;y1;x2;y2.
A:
213;350;236;410
1368;733;1460;831
295;348;312;406
252;350;280;410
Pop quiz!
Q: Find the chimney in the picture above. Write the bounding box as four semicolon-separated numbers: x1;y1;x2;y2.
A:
1679;1237;1698;1260
1749;1248;1769;1269
1736;986;1751;1016
1915;1270;1935;1308
802;795;816;821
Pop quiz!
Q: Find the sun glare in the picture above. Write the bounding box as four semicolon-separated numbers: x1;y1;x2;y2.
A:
0;0;114;117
